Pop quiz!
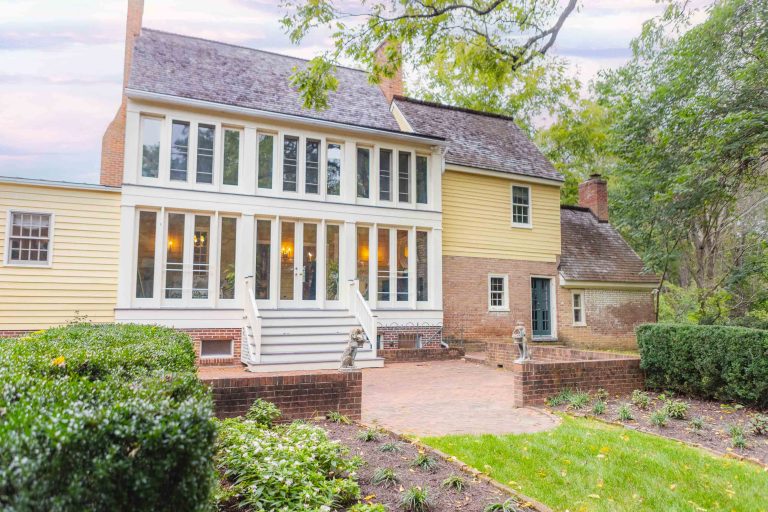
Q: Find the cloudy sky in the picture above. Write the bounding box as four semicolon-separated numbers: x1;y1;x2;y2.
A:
0;0;711;183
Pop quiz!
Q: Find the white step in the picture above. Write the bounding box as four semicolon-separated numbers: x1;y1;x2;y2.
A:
262;324;359;336
246;358;385;372
262;333;356;344
262;316;357;328
259;309;351;319
259;348;377;364
260;341;352;354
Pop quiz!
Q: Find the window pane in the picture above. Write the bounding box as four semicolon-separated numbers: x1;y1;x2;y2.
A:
302;223;317;300
377;228;390;302
223;129;240;186
357;147;370;198
196;124;215;184
9;212;51;264
255;220;271;299
512;186;530;225
280;222;295;300
396;229;408;301
327;143;342;196
192;216;210;299
326;225;340;301
416;231;428;301
379;149;392;201
165;213;185;299
258;134;274;189
283;136;298;192
490;277;505;307
398;151;410;202
170;120;189;181
416;155;428;204
135;211;156;298
356;226;369;300
219;217;237;299
141;117;161;178
305;139;320;194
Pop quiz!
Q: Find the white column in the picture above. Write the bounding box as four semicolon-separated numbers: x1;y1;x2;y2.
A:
242;127;257;195
408;226;417;309
269;216;280;308
342;138;356;202
116;205;136;309
317;219;327;307
432;227;443;311
341;220;357;306
370;223;378;309
239;213;255;306
123;109;140;184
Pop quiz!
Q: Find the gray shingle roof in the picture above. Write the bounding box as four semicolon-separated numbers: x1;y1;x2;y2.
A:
128;29;402;132
560;206;658;284
392;96;563;182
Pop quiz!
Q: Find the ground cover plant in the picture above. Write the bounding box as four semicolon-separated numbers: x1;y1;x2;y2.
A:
423;416;768;512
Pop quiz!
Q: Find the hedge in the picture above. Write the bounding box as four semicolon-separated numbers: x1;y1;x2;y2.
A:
0;323;217;512
637;323;768;408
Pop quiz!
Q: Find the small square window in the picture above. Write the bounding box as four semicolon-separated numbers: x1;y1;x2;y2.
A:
6;212;52;265
488;274;509;311
511;185;531;227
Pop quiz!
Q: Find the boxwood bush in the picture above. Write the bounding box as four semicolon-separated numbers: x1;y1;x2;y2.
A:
0;323;217;512
637;323;768;408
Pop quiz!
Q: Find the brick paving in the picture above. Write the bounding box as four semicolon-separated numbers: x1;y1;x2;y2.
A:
362;360;559;437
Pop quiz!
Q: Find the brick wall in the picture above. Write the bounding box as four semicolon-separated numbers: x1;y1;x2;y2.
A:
0;330;31;339
379;347;465;362
442;255;558;345
182;327;242;366
556;288;655;350
202;370;362;420
578;175;609;221
378;324;443;349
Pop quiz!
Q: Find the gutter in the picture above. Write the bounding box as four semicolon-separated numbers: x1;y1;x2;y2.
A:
0;176;121;193
558;274;658;290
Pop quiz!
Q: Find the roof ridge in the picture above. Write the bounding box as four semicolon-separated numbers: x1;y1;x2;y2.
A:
139;27;370;75
393;95;517;122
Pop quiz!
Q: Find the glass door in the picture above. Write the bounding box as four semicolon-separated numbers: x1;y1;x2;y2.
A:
279;220;319;307
531;277;552;337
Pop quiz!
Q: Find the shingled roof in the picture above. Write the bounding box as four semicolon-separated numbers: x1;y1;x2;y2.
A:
127;29;402;132
392;96;563;182
560;206;658;284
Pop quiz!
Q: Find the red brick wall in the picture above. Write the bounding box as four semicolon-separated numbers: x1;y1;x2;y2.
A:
182;328;242;367
578;175;609;222
202;370;362;420
378;325;443;349
442;255;558;345
0;330;32;339
379;347;465;362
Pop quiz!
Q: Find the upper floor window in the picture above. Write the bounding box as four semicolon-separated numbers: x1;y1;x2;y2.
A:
170;120;190;181
327;142;342;196
258;133;274;189
379;149;392;201
6;212;52;266
416;155;428;204
222;128;240;186
511;185;531;227
305;139;320;194
488;274;509;311
357;147;370;199
141;116;161;178
283;135;299;192
196;124;215;184
398;151;410;203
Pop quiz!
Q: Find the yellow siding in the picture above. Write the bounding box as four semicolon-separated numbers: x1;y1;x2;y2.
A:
0;182;121;330
442;170;561;262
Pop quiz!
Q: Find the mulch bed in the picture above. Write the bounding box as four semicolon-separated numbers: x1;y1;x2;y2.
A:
547;392;768;465
318;420;532;511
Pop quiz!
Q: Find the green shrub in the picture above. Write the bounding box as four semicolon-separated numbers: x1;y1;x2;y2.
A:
372;467;399;488
650;410;669;427
380;442;402;453
400;486;433;512
568;392;591;410
245;398;281;427
749;414;768;435
595;388;610;402
592;400;606;415
637;323;768;407
617;403;634;421
357;427;382;442
349;504;388;512
483;498;523;512
326;411;352;424
441;475;467;492
663;399;690;420
690;417;705;432
546;388;574;407
631;390;652;410
411;452;439;472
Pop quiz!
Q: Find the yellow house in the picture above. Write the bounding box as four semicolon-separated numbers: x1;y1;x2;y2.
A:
0;177;121;334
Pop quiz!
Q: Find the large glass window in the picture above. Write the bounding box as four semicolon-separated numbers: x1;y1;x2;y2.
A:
356;226;369;299
357;147;370;198
377;228;390;302
327;142;342;196
305;139;320;194
255;220;271;299
141;117;161;178
280;222;295;300
283;136;299;192
170;120;189;181
416;155;428;204
7;212;51;265
165;213;185;299
223;129;240;186
196;124;215;184
379;149;392;201
398;151;411;202
512;185;531;226
135;211;156;298
192;216;211;299
326;224;340;301
396;229;408;301
219;217;237;300
257;133;274;189
416;230;428;301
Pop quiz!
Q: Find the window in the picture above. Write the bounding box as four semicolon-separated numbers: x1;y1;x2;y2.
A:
170;120;190;181
135;211;156;298
257;133;274;189
280;222;295;300
416;155;428;204
357;147;370;198
255;220;271;299
398;151;410;202
326;224;340;301
327;142;342;196
196;124;215;184
356;226;369;299
488;274;509;311
219;217;237;300
377;228;390;302
379;149;392;201
283;136;298;192
396;229;409;301
416;230;428;301
141;116;161;178
305;138;320;194
165;213;185;299
223;129;240;186
192;216;211;299
572;291;586;326
512;185;531;226
7;212;51;265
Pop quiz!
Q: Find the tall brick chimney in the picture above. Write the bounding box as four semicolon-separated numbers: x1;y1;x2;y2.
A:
374;40;403;103
578;173;609;222
100;0;144;187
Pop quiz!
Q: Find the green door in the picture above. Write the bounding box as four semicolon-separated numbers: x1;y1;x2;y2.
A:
531;278;552;337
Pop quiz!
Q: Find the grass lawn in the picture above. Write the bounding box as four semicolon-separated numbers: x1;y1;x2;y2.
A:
422;415;768;512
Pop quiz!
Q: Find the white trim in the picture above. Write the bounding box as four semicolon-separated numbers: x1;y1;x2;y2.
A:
445;163;564;186
487;273;509;312
571;289;586;327
390;102;414;132
510;183;533;229
0;176;120;192
4;210;55;267
559;274;658;290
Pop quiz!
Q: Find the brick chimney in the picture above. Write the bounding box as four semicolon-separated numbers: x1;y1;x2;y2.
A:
100;0;144;187
374;40;403;103
578;173;609;222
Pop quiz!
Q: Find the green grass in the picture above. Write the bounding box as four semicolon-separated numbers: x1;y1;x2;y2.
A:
423;416;768;512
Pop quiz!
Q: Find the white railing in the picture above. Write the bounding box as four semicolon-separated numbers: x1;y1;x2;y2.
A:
347;279;377;354
242;276;262;365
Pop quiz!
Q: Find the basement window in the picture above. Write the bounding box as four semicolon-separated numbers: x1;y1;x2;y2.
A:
201;339;233;358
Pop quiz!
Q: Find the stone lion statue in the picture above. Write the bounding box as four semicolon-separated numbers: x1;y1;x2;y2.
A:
340;327;367;370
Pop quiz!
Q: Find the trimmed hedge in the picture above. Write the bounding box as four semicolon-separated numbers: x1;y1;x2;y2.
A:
637;323;768;408
0;323;217;511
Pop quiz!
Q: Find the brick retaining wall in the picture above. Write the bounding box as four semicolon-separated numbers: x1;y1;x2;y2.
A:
0;330;32;338
379;347;466;362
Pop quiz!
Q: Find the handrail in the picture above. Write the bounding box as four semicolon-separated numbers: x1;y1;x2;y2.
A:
242;275;262;365
347;279;377;354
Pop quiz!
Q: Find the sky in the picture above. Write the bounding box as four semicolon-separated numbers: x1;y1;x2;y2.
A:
0;0;711;184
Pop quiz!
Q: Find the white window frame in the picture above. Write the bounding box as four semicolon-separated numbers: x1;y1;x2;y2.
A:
572;290;586;326
4;210;54;267
511;184;532;228
487;273;509;312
